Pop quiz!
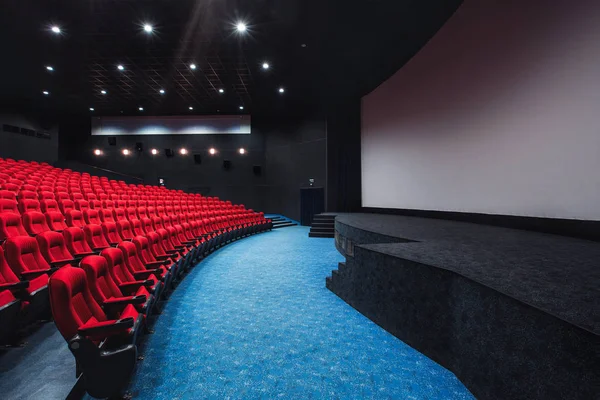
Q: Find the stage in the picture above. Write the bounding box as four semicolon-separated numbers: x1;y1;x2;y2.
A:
327;213;599;400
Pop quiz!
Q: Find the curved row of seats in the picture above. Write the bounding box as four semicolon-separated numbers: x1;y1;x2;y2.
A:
0;157;271;398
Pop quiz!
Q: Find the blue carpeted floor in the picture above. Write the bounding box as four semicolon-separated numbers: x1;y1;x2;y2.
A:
126;225;474;399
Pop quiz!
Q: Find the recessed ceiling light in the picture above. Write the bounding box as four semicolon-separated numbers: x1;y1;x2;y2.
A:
151;148;158;155
159;89;165;94
51;26;61;34
239;148;246;155
117;65;124;71
301;43;307;48
218;88;224;93
279;87;285;93
189;106;193;110
143;24;153;33
262;62;270;70
239;106;244;110
138;107;144;111
190;63;197;70
94;149;102;156
100;90;107;95
42;91;49;96
236;22;247;32
180;148;188;155
46;66;54;71
209;148;217;155
122;149;130;155
90;107;95;111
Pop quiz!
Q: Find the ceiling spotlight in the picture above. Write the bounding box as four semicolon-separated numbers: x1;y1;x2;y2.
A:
100;90;107;95
51;26;61;34
94;149;102;156
279;87;285;93
190;63;197;70
218;88;224;93
46;66;54;71
138;107;144;111
143;24;153;33
117;65;124;71
236;22;247;32
262;62;270;70
239;106;244;110
180;148;188;155
159;89;165;94
151;148;158;155
89;107;95;111
189;106;193;110
209;148;216;155
122;149;130;156
42;91;49;96
239;148;246;155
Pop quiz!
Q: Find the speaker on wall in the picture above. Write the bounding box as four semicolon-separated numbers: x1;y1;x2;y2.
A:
165;149;174;158
223;160;231;170
253;165;262;176
108;137;117;146
193;154;202;164
135;142;143;152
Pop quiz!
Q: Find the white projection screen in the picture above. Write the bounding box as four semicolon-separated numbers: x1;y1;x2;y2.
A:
92;115;251;136
361;0;600;220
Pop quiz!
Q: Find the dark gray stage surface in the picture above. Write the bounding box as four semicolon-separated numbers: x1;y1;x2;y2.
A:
335;213;600;334
329;213;599;400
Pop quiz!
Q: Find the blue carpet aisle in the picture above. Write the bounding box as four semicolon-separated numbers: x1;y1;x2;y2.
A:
125;225;473;399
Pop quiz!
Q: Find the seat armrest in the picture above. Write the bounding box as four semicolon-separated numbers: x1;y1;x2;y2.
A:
49;259;76;268
21;269;51;279
103;295;147;307
154;254;171;261
118;280;153;292
165;249;178;254
78;317;134;337
132;269;160;280
0;281;29;292
145;260;168;268
73;251;97;258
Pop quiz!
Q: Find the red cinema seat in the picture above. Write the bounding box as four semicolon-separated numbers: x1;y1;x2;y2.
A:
0;199;19;214
36;231;76;268
83;209;101;225
18;190;37;201
49;265;141;399
0;212;28;241
4;236;55;282
118;241;165;297
89;200;102;210
99;209;115;223
75;200;90;212
63;227;96;258
80;255;151;318
18;199;41;214
40;199;60;214
130;219;146;237
83;224;111;252
58;199;75;215
100;248;156;299
0;190;17;201
45;211;68;232
65;210;85;228
22;211;51;236
116;220;134;241
102;222;123;246
113;208;126;222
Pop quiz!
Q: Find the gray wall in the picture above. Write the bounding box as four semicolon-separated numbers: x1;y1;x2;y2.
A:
361;0;600;220
0;113;59;163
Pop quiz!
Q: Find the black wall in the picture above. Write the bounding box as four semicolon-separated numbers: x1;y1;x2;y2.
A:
0;113;59;163
58;114;328;220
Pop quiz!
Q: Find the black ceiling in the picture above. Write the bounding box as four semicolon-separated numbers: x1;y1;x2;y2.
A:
0;0;462;117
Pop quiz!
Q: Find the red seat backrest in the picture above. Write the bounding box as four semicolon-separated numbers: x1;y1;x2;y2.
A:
83;209;101;225
0;212;28;240
49;266;108;340
4;236;51;275
65;210;85;228
45;211;68;232
83;224;110;250
101;222;122;244
80;255;124;304
36;231;74;263
22;211;51;236
63;227;93;255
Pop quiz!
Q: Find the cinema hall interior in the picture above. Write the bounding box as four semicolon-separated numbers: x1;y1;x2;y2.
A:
0;0;598;399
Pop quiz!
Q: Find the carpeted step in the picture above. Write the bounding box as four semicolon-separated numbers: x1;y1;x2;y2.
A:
313;215;336;222
312;222;334;228
308;232;335;238
310;227;334;234
273;222;298;229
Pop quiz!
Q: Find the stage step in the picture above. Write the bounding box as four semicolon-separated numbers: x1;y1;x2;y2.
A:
273;222;297;229
309;213;336;238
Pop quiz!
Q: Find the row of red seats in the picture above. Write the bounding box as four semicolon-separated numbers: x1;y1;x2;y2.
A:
0;157;272;398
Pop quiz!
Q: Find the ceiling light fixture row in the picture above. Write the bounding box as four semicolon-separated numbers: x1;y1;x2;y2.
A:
47;21;285;109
